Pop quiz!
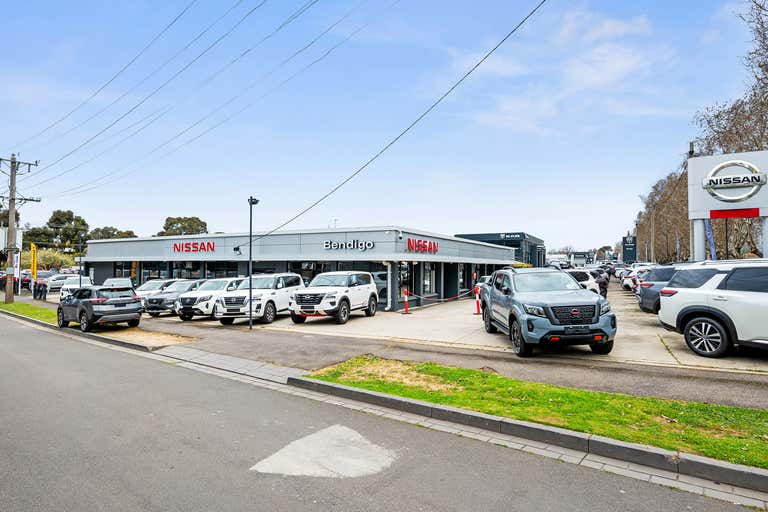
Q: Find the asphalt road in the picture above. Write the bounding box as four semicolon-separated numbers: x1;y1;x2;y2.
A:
0;316;749;512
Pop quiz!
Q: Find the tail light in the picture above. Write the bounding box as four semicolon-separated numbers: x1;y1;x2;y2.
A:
550;336;561;342
659;289;678;297
89;297;108;304
640;282;653;287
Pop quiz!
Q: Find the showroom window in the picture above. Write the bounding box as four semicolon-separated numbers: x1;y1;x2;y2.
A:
423;262;436;295
398;262;415;299
140;262;168;283
172;261;202;279
205;261;239;278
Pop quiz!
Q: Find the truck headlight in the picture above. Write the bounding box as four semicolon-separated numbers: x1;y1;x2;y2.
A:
523;304;546;317
600;302;611;316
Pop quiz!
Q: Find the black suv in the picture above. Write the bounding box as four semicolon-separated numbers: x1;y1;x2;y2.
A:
57;286;141;332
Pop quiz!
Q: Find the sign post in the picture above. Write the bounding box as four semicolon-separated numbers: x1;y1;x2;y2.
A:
30;243;37;281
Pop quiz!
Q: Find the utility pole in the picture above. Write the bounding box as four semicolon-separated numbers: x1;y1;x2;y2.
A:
1;153;40;304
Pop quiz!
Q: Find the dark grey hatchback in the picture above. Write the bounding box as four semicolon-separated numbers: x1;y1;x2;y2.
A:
57;286;141;332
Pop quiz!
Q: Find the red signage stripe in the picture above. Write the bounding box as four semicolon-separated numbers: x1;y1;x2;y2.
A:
710;208;760;219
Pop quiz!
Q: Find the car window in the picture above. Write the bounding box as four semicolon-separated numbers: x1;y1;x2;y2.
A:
493;274;504;291
569;271;589;282
502;275;512;290
722;267;768;293
647;268;677;282
284;275;301;287
347;275;358;287
74;289;91;300
667;269;719;288
98;288;135;299
358;274;371;285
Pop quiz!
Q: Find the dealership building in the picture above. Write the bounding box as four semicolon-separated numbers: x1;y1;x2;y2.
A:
84;226;521;311
454;232;546;267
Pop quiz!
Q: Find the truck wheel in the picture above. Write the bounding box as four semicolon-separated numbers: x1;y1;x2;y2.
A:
219;318;235;325
79;313;92;333
684;317;730;358
335;300;350;325
483;306;497;333
364;296;377;317
510;319;532;357
290;312;306;324
590;339;613;354
262;302;276;324
57;309;69;328
127;319;140;328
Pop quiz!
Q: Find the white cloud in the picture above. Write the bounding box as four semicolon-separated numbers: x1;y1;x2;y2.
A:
564;43;654;89
473;93;559;134
602;98;690;118
558;10;651;44
584;15;651;41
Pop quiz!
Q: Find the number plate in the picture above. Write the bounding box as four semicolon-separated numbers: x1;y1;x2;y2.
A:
227;308;239;313
564;326;589;335
301;306;315;312
113;303;125;308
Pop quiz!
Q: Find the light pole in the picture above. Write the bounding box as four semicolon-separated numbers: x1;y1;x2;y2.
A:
248;197;259;330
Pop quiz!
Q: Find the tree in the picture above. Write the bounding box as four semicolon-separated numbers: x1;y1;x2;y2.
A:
89;226;137;240
157;216;208;236
20;248;75;270
46;210;89;249
0;209;20;227
22;226;56;250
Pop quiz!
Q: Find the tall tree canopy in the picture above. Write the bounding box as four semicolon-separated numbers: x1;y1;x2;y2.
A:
157;216;208;236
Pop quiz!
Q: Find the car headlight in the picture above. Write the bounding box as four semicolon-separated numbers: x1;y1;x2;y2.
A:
197;295;212;303
289;294;295;300
600;302;611;315
523;304;546;317
324;292;337;300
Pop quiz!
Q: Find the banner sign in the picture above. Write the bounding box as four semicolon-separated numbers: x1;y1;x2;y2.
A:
30;243;37;280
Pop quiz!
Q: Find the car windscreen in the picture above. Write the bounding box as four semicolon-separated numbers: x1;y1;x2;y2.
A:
137;280;165;291
514;273;582;292
165;281;194;292
568;271;589;282
667;269;719;288
647;268;677;282
309;274;349;287
238;277;275;290
63;277;89;285
198;280;228;291
98;288;135;299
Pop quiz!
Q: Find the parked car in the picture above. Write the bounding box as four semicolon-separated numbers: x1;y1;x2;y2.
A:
637;266;685;313
176;277;243;321
57;285;141;332
289;271;378;324
588;269;609;297
46;273;80;293
480;268;616;357
215;273;304;325
565;269;600;294
658;261;768;357
144;279;205;317
134;279;178;308
59;276;95;300
103;277;134;288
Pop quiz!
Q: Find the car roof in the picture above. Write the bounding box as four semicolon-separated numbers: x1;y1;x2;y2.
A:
508;267;561;274
317;271;368;275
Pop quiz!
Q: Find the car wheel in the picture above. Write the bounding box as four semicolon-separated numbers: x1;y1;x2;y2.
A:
483;306;497;333
219;317;235;325
79;313;92;333
590;339;614;354
684;317;730;358
262;302;276;324
335;300;350;325
510;319;532;357
179;313;193;321
148;312;160;318
57;309;69;328
290;312;307;324
364;296;377;317
653;301;660;314
127;319;140;328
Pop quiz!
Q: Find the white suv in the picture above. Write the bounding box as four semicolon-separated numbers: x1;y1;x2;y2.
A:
658;260;768;357
176;277;243;321
565;269;600;294
214;273;304;325
289;271;378;324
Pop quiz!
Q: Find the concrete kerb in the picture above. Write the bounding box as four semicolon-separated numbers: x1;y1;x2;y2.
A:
0;308;156;352
287;376;768;494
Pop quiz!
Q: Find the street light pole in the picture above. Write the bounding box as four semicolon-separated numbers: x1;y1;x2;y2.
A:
247;197;259;330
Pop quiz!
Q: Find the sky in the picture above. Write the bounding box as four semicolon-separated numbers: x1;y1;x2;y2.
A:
0;0;754;250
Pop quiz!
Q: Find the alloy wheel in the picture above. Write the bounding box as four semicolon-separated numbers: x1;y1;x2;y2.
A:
688;321;722;354
511;322;521;351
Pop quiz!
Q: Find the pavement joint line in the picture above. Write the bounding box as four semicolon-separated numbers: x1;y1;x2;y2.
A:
5;312;768;509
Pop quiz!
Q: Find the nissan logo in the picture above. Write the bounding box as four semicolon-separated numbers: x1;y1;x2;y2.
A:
570;308;580;317
702;160;766;203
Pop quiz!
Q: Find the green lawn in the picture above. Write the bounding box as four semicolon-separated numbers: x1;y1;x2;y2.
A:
0;302;58;324
313;355;768;469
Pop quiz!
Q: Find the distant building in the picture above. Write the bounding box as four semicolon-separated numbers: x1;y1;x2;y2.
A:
454;232;546;267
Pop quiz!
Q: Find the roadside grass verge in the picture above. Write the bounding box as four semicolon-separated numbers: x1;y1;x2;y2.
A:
312;355;768;469
0;302;57;324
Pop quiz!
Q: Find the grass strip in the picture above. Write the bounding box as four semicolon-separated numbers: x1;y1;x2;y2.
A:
312;355;768;469
0;302;58;324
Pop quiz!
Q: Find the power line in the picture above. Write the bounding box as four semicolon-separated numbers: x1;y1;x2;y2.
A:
26;0;271;179
4;0;199;153
249;0;548;242
42;0;370;198
26;0;246;155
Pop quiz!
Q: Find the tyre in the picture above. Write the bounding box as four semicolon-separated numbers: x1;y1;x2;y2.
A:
262;302;276;324
148;312;160;318
684;316;730;358
219;317;235;325
179;313;193;321
57;309;69;328
290;312;306;324
510;319;532;357
127;319;140;328
79;312;92;333
483;306;497;333
335;300;350;325
590;339;614;354
364;296;377;317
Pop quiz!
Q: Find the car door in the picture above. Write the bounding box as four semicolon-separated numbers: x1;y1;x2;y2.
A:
357;273;374;306
61;290;79;320
490;273;506;324
273;276;289;311
711;267;768;342
280;275;302;311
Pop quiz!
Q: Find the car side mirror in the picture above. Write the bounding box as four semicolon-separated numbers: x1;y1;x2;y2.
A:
502;286;511;295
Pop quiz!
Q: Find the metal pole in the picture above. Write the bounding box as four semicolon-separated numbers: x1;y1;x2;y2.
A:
248;200;253;330
4;154;17;304
79;236;83;288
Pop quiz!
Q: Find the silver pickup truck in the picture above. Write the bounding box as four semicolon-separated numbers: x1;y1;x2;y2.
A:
479;267;616;357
